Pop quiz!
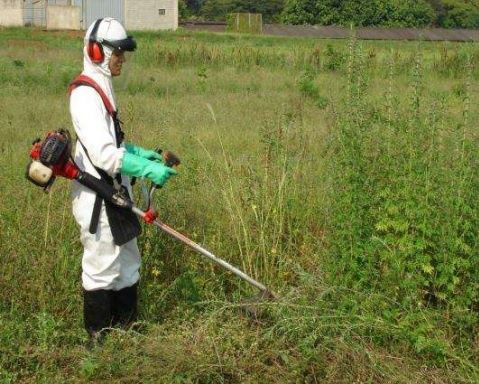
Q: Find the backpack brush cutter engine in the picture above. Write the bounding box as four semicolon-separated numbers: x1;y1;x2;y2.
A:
26;129;276;303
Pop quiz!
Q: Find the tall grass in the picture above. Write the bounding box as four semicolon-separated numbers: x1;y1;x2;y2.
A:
327;37;479;358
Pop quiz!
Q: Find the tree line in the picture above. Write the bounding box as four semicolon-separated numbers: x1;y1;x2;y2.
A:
180;0;479;28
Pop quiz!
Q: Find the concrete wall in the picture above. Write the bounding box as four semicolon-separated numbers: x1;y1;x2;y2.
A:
47;5;81;30
125;0;178;31
0;0;23;26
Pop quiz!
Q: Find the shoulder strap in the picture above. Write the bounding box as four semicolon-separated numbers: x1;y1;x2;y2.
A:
68;74;116;118
68;74;125;236
68;74;124;147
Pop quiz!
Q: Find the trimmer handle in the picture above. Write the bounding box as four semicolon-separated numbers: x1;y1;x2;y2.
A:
162;150;181;168
151;149;181;190
131;148;180;187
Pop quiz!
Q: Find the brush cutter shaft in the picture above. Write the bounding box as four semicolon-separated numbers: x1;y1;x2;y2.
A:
131;207;268;292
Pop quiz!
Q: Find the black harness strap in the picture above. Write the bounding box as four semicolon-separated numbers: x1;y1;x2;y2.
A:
76;138;116;235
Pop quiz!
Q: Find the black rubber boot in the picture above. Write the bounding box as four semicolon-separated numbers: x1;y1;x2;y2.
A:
111;283;138;328
83;289;113;349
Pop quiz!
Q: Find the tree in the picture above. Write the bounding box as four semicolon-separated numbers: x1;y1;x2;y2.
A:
179;0;190;19
200;0;235;20
238;0;285;22
201;0;285;22
281;0;318;25
186;0;206;13
440;0;479;28
381;0;436;27
426;0;447;23
281;0;435;27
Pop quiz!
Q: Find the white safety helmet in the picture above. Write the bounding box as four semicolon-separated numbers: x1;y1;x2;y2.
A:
85;18;136;65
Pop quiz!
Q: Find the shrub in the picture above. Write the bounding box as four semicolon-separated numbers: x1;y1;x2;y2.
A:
281;0;318;25
201;0;284;22
381;0;436;27
440;0;479;28
282;0;435;27
327;38;479;349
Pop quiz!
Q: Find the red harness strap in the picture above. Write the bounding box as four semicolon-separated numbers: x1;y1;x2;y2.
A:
68;74;116;118
67;74;141;245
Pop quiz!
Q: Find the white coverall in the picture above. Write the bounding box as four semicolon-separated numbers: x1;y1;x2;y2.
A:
70;20;140;292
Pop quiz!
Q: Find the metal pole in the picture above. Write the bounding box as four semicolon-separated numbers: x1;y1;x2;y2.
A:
131;206;271;294
81;0;85;29
44;0;48;28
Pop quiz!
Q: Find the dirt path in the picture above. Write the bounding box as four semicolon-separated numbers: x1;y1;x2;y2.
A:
182;22;479;42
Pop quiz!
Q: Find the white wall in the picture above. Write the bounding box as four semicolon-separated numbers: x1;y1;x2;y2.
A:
125;0;178;31
47;5;81;30
0;0;23;26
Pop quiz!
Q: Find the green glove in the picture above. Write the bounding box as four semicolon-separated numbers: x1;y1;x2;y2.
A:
121;152;177;187
124;143;162;162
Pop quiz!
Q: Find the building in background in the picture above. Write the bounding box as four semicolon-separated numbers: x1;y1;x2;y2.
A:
0;0;24;26
0;0;178;30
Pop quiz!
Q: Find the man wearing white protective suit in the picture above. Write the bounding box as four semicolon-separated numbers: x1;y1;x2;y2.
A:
69;18;177;343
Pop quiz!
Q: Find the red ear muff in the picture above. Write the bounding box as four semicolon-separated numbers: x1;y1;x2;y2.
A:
88;41;104;64
87;18;104;64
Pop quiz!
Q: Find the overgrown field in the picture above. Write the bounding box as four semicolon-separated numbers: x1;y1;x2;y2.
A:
1;27;479;383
